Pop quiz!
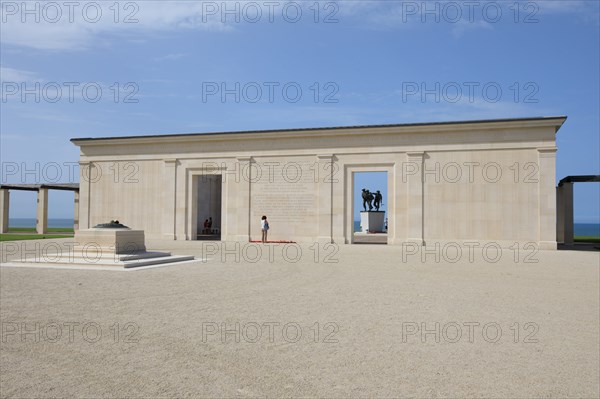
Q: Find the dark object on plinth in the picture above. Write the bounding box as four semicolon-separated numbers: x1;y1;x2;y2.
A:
362;188;384;211
373;190;383;211
361;188;374;211
93;220;129;229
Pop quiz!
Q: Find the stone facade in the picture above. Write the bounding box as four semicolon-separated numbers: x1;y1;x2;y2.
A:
71;117;566;249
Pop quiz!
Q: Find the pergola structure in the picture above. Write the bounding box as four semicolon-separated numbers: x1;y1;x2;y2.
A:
0;183;79;234
556;175;600;244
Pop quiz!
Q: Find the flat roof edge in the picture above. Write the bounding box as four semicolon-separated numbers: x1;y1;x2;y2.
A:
558;175;600;186
71;116;568;144
0;183;80;191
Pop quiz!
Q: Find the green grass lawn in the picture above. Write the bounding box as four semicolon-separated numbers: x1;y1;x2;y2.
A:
574;236;600;243
0;234;73;242
8;227;74;233
1;227;74;242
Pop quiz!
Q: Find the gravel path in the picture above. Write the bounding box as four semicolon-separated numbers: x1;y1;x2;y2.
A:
1;239;598;398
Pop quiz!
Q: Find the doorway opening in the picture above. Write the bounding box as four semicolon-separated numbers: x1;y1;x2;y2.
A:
353;171;388;244
196;175;222;240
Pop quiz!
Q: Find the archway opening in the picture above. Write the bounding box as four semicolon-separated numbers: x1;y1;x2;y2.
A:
353;171;388;244
195;175;222;241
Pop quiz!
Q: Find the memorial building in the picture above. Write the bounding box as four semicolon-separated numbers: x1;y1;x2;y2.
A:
71;116;566;249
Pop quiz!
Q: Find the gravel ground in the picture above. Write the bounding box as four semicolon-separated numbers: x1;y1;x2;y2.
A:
1;238;599;398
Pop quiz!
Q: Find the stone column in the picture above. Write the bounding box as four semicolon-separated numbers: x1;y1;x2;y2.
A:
556;185;564;243
163;159;177;240
385;164;397;244
331;158;344;244
557;181;574;245
0;189;9;233
564;182;574;245
190;174;199;239
389;155;408;245
78;161;91;229
234;157;252;242
316;155;334;244
73;190;80;231
538;148;558;249
209;176;222;233
406;152;425;245
36;188;49;234
175;161;188;240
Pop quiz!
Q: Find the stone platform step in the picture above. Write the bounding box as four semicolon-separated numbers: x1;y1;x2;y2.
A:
122;254;195;268
8;252;196;269
353;233;388;244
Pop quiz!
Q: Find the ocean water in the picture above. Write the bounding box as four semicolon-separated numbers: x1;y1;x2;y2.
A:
354;220;600;236
9;218;74;228
575;223;600;236
7;218;599;236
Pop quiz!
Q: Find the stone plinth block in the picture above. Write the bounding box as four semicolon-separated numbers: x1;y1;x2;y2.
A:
74;228;146;256
8;226;195;269
360;211;385;233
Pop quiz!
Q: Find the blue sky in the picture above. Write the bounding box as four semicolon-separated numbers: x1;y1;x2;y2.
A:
1;0;599;223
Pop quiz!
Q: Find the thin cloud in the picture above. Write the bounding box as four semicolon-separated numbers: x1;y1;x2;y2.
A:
451;20;492;39
0;66;38;82
535;0;599;23
535;0;592;13
154;53;188;62
0;2;233;51
335;0;598;31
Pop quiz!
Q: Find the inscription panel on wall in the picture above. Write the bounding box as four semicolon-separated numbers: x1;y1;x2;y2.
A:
250;159;318;239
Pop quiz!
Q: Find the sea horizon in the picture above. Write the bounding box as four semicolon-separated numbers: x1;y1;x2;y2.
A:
352;220;599;236
8;218;76;228
6;218;600;236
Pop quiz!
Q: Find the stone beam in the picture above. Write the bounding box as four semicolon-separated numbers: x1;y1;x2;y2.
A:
162;159;177;240
0;189;9;233
73;190;80;231
538;148;557;250
406;152;425;245
558;182;574;245
316;154;334;244
36;188;49;234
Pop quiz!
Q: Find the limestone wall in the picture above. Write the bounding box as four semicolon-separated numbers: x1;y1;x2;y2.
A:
74;118;562;248
79;160;164;233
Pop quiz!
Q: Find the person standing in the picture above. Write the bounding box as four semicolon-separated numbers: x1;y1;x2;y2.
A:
374;190;383;211
261;215;269;243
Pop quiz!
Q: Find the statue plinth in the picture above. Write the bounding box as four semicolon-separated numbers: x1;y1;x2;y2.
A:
8;220;194;269
359;211;385;233
74;227;146;256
